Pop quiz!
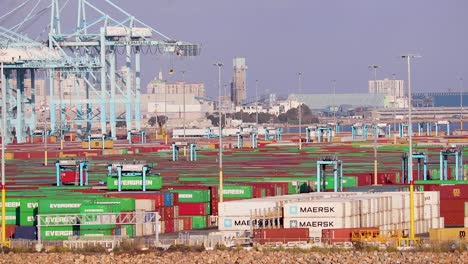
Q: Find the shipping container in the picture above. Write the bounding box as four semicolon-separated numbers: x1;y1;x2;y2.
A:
252;228;309;244
321;227;379;244
429;228;468;241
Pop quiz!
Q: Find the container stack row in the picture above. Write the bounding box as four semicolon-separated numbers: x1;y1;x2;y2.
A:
218;191;442;243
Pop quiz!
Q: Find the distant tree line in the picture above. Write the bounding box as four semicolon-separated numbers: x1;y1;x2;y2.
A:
206;104;319;126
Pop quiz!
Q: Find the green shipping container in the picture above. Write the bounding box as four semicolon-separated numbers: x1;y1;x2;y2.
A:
80;229;112;237
80;204;116;229
170;189;210;203
40;226;79;241
95;198;135;212
38;198;95;214
0;211;17;225
316;176;358;190
0;198;22;211
121;224;134;237
19;209;38;226
191;216;207;229
414;180;468;185
222;185;253;199
106;176;162;190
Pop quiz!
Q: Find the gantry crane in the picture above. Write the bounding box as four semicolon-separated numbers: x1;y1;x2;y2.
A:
0;0;200;143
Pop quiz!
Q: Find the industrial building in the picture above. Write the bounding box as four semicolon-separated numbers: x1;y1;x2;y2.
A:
145;72;212;121
231;57;247;106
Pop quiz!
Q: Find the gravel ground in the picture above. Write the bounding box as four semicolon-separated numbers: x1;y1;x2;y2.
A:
0;250;466;264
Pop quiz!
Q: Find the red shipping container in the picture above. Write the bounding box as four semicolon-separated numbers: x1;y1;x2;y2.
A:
178;202;207;216
321;227;379;244
61;171;87;185
164;219;174;233
180;217;192;230
253;228;309;244
210;197;219;216
163;206;178;220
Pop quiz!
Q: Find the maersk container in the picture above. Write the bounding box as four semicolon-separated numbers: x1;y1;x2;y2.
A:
218;199;280;217
40;226;79;241
106;176;162;190
283;200;352;218
222;185;253;199
169;189;210;203
283;217;351;230
218;216;280;231
95;198;135;212
38;198;95;214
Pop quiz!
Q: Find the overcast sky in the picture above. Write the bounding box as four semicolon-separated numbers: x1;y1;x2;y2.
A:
3;0;468;97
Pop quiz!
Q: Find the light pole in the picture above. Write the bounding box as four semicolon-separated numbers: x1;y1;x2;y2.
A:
1;59;6;246
255;79;259;125
213;62;224;202
460;77;463;130
402;54;420;242
392;73;397;133
368;65;379;185
332;80;337;127
181;70;186;139
298;72;302;150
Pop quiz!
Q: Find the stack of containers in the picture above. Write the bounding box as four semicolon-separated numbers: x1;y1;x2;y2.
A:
79;204;117;237
19;197;39;227
109;191;180;235
170;189;210;230
156;191;179;234
0;198;21;227
283;198;360;241
38;198;95;240
218;191;442;242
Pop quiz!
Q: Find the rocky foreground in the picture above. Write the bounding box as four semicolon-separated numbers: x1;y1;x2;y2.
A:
0;250;466;264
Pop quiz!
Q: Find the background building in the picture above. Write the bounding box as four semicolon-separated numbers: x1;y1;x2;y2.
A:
230;57;246;106
368;78;405;97
146;72;211;121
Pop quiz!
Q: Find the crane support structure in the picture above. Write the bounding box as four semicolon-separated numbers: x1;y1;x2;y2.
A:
0;0;200;143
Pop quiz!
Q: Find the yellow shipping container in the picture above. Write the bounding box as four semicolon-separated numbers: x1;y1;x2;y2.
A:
4;153;14;160
429;228;468;241
82;139;114;149
332;137;341;142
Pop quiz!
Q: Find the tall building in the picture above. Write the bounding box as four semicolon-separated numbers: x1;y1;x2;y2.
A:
145;72;209;120
230;57;246;106
368;78;405;98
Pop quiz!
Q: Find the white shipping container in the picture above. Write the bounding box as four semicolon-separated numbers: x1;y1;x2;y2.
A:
218;200;280;217
218;216;279;231
423;191;440;205
439;217;445;228
135;199;155;211
423;205;432;220
283;217;349;229
283;201;349;218
465;202;468;217
465;217;468;228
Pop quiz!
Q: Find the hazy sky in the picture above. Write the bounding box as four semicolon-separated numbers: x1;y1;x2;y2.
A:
3;0;468;97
